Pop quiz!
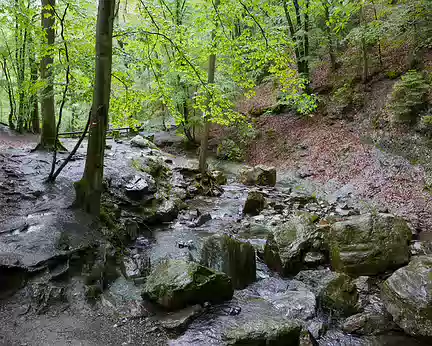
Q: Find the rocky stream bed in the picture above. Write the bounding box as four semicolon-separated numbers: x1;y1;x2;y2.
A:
0;128;431;345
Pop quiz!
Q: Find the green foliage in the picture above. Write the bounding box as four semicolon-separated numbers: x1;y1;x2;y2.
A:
390;70;429;124
217;121;257;161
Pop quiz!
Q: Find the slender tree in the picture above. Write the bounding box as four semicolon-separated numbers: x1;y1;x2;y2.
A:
37;0;57;148
198;0;219;174
74;0;116;215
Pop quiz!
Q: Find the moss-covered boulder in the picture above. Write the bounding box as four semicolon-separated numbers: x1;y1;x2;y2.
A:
200;234;256;289
130;135;158;149
320;273;360;317
263;216;328;276
223;319;302;346
330;213;412;276
240;165;277;187
381;256;432;337
142;259;233;310
243;191;266;216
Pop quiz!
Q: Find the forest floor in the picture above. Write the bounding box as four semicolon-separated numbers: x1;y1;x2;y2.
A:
239;75;432;237
246;113;432;236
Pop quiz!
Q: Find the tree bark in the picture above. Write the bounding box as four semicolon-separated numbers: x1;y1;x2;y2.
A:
198;0;219;174
29;39;40;133
74;0;115;215
38;0;57;148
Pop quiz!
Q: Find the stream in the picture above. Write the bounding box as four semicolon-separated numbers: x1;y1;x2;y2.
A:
0;130;430;345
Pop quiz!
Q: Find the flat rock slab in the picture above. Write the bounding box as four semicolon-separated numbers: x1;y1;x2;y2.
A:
0;209;99;270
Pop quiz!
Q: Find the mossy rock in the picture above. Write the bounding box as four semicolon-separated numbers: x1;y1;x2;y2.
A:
381;256;432;337
240;165;277;187
200;234;256;289
142;259;233;310
243;191;266;216
263;215;328;276
223;319;302;346
330;213;412;276
319;273;360;317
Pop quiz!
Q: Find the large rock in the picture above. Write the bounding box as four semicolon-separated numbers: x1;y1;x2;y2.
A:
124;173;156;201
243;191;266;216
330;213;412;276
256;279;317;320
223;319;302;345
142;259;233;310
200;234;256;289
381;255;432;337
319;273;360;317
263;216;328;276
294;269;359;317
130;135;158;149
240;165;277;187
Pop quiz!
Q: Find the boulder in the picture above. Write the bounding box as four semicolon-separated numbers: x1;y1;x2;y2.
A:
342;307;398;335
158;304;203;331
124;174;156;201
142;259;233;310
319;273;360;317
240;165;277;187
199;234;256;289
130;135;158;149
330;213;412;276
381;255;432;337
223;319;302;346
257;279;317;320
243;191;266;216
210;170;227;185
263;216;328;276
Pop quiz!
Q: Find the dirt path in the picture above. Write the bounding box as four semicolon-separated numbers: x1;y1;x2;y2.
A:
247;114;432;234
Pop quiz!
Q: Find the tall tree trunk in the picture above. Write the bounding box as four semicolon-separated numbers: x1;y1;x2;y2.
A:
199;0;219;174
74;0;115;215
361;5;368;83
30;53;40;133
2;58;16;128
323;0;337;71
38;0;57;148
283;1;302;75
303;0;310;81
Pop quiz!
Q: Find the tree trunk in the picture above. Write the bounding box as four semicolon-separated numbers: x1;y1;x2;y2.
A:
29;43;40;134
198;0;219;174
361;6;368;83
2;58;15;129
323;1;337;71
74;0;115;215
303;0;310;81
38;0;57;148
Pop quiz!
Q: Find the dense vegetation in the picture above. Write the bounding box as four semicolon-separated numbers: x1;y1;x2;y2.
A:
0;0;431;214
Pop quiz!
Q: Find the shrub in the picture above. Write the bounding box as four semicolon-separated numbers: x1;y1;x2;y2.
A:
390;70;429;124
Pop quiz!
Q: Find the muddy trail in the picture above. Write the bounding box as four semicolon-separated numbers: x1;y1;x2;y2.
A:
0;125;431;346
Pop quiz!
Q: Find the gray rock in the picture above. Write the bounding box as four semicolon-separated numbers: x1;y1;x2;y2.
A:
243;191;266;216
342;306;398;335
199;234;256;289
263;215;328;276
130;135;158;149
261;280;317;320
330;213;412;276
142;259;233;310
159;305;203;331
319;272;360;317
381;255;432;337
410;240;432;256
239;165;277;187
222;318;302;345
295;269;338;296
124;174;156;200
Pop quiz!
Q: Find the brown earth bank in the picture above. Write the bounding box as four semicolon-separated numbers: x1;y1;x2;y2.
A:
245;113;432;235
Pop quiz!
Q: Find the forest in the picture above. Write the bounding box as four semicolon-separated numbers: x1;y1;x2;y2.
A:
0;0;432;345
